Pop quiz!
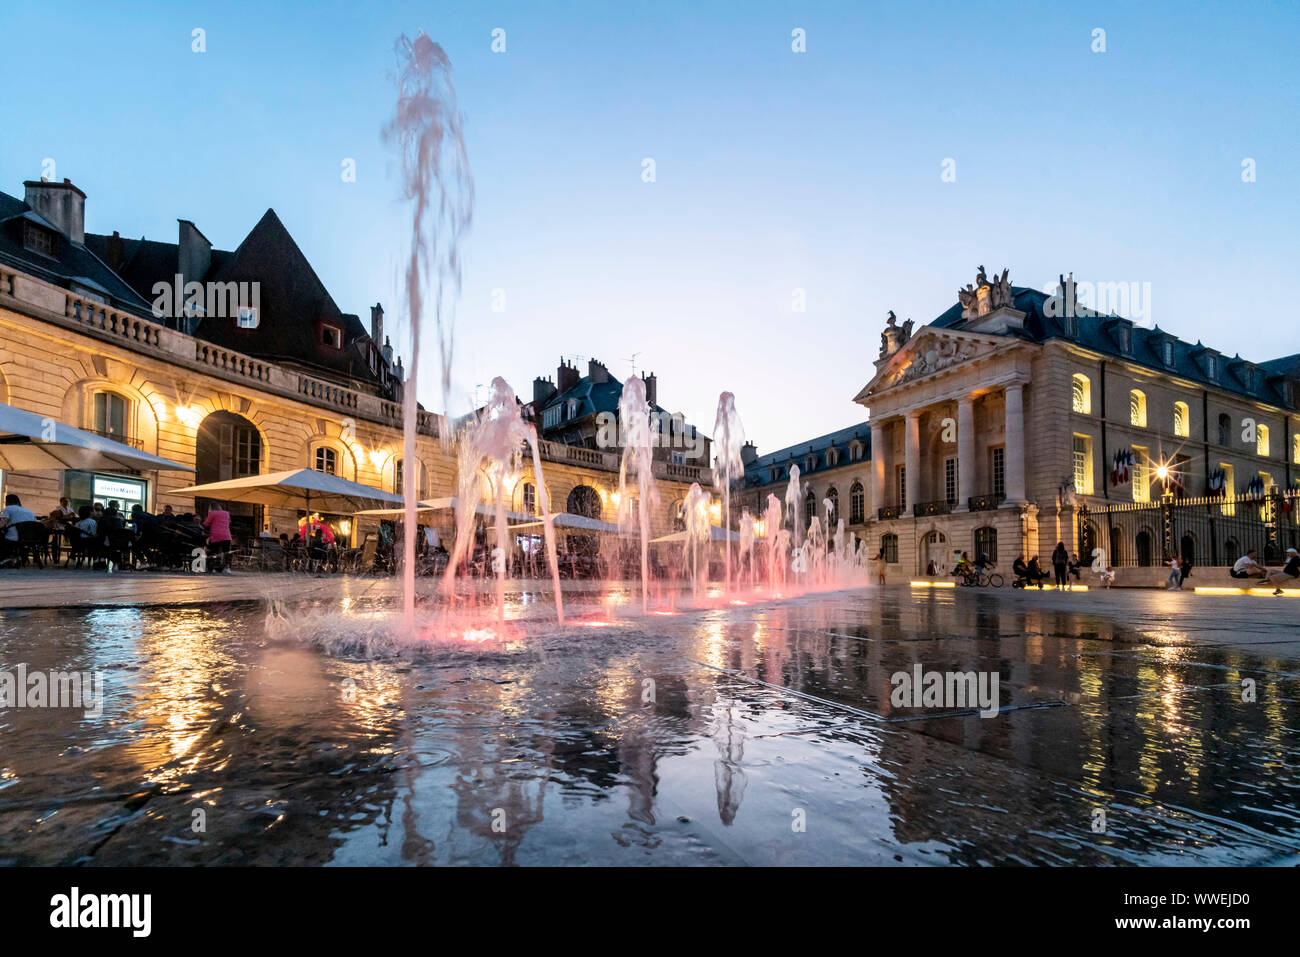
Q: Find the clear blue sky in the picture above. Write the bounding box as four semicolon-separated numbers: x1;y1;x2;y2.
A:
2;0;1297;452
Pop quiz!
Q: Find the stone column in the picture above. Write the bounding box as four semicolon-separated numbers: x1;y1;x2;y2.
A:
1004;383;1026;503
905;411;920;512
870;420;886;520
957;396;974;509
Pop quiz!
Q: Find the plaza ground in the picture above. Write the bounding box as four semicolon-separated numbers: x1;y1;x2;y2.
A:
0;579;1297;865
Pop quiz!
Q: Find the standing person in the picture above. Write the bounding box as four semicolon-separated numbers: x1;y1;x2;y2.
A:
873;549;886;585
1178;554;1193;589
1051;541;1069;590
203;502;233;575
1262;547;1300;596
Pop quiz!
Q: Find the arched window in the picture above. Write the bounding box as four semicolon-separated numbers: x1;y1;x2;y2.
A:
1218;413;1231;446
1173;401;1189;437
973;526;997;563
826;487;838;524
567;485;602;519
849;481;865;525
522;482;537;515
1071;374;1091;414
881;534;898;564
1129;389;1147;428
313;446;337;475
804;488;816;527
393;458;404;495
93;390;130;443
1109;526;1124;566
1135;529;1153;567
1257;424;1270;457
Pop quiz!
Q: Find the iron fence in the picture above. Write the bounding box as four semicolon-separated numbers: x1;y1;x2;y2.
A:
1078;490;1300;568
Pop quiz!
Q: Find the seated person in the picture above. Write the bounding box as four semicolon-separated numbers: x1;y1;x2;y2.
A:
0;493;37;564
1026;555;1048;588
1099;564;1116;588
1230;550;1266;579
1068;553;1083;581
1262;547;1300;596
1012;555;1030;584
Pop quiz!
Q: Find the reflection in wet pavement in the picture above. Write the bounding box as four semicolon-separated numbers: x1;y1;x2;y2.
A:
1;588;1298;865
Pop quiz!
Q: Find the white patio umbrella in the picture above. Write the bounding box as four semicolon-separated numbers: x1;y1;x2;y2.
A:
651;525;743;544
172;468;404;514
354;497;530;522
509;512;623;534
0;401;193;473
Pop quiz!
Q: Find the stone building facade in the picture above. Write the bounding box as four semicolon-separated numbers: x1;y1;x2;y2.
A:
0;178;711;549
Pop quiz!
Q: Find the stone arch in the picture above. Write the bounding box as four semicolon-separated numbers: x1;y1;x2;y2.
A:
567;484;602;519
61;375;162;456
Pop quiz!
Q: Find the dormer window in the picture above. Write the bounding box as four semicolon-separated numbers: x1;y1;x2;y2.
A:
321;324;342;349
1118;326;1131;354
566;398;578;420
237;306;258;329
1206;354;1217;381
1161;340;1174;366
22;221;57;258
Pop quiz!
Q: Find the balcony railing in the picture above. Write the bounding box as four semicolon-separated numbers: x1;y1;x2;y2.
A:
968;493;1006;511
912;499;952;517
91;429;144;449
877;505;902;520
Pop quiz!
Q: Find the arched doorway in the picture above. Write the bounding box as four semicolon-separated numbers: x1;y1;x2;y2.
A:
565;484;602;557
196;410;263;540
1135;528;1154;567
923;530;947;575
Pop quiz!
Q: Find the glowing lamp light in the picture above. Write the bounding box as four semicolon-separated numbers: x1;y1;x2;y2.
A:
1155;464;1170;481
368;448;387;468
175;404;203;430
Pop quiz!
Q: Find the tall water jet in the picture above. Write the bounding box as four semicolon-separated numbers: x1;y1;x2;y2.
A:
615;376;656;613
683;482;712;599
384;32;474;634
712;392;746;595
763;493;783;593
784;464;803;553
441;377;564;625
738;509;756;590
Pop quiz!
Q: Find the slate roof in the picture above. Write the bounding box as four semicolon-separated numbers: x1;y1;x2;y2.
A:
930;286;1296;408
85;209;386;391
743;422;870;488
0;190;153;313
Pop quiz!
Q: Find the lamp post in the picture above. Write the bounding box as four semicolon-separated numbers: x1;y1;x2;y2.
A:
1156;464;1175;562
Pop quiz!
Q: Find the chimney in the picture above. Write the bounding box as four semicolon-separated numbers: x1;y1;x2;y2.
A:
557;358;579;393
24;178;85;243
741;440;757;466
370;303;384;343
643;371;658;408
177;220;211;286
382;335;394;365
105;230;125;271
588;358;609;384
534;375;557;405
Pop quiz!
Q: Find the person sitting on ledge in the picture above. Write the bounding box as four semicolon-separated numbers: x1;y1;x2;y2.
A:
1261;547;1300;596
1012;554;1030;586
1230;549;1265;580
1026;555;1048;589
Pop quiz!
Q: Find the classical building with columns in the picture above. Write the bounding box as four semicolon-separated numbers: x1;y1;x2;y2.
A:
743;268;1300;580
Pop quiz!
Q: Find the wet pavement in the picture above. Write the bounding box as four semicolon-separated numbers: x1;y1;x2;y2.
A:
1;585;1298;866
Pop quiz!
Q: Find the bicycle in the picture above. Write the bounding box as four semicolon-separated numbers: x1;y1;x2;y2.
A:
960;567;1004;587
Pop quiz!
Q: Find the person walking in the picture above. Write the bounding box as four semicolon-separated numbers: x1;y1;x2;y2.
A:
1051;541;1069;590
203;502;233;575
1166;557;1182;590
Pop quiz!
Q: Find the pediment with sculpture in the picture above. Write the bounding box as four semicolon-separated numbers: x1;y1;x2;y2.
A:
860;324;1006;401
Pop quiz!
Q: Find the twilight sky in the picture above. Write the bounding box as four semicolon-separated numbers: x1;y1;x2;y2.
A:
2;0;1297;453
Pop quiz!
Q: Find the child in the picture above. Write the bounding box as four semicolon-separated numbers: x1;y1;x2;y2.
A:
1099;565;1116;589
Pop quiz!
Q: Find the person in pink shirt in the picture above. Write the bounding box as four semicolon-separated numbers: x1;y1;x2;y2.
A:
203;503;233;574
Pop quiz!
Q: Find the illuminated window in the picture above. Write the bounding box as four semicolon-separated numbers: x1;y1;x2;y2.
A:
235;425;260;477
1293;434;1300;466
313;446;337;475
973;526;997;563
1173;401;1189;437
1257;424;1270;457
1132;446;1150;502
523;482;537;515
1220;464;1235;516
1072;374;1091;414
1129;390;1147;428
1072;434;1093;495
